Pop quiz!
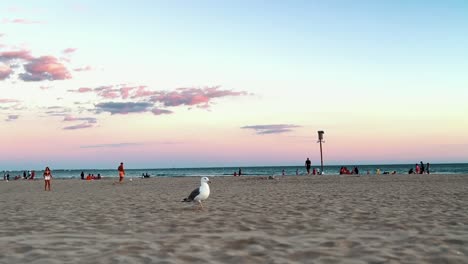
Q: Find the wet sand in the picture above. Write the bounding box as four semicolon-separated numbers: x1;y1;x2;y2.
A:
0;174;467;263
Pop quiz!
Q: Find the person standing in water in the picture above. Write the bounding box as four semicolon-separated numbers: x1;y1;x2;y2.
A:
118;162;125;183
43;167;52;191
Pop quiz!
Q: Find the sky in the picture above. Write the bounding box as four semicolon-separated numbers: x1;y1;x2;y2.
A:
1;0;467;170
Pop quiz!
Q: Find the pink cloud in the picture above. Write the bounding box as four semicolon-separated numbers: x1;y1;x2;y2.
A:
132;86;157;98
0;98;20;103
0;50;34;61
0;65;13;80
62;48;77;54
20;56;71;81
150;86;248;107
2;18;41;24
120;86;138;99
73;65;92;72
99;89;120;99
78;87;92;93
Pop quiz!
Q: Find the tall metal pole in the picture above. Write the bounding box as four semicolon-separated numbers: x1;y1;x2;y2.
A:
317;131;324;174
319;139;324;173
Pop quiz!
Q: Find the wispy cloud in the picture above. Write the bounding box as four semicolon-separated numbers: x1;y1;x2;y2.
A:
151;108;173;115
62;48;77;54
68;87;93;93
2;18;42;24
80;142;146;149
63;115;97;123
0;65;13;80
5;114;19;122
73;65;92;72
150;86;248;108
0;98;20;103
63;123;93;130
95;102;153;115
80;141;180;148
241;124;302;135
0;50;34;61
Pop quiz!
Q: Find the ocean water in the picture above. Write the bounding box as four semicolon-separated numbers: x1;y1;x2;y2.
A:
2;163;468;179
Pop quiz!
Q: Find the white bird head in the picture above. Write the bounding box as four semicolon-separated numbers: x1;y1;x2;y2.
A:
201;177;211;184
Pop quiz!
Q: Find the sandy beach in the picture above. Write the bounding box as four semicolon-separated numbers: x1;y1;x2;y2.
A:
0;174;467;263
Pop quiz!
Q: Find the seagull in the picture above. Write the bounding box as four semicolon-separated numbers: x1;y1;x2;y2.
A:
182;177;211;209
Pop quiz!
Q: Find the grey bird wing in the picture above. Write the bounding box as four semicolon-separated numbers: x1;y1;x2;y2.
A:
183;187;200;202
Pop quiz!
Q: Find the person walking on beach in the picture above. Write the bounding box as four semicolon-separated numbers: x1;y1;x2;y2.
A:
305;158;311;174
415;163;420;174
43;167;52;191
420;161;425;174
238;168;242;176
118;162;125;183
426;163;430;174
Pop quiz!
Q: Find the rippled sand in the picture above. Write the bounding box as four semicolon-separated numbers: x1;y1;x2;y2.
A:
0;174;467;263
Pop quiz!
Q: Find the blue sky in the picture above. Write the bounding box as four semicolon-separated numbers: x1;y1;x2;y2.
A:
1;1;467;169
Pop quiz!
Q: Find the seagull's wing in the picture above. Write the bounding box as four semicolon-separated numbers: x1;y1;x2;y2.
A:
182;187;200;202
187;187;200;201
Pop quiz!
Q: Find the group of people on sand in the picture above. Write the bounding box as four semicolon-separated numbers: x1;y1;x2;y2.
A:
80;171;102;180
2;162;128;192
305;158;321;175
3;170;36;181
409;161;430;174
339;166;359;175
233;168;242;176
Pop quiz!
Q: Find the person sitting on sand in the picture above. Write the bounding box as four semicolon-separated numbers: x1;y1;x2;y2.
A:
29;170;35;180
408;168;415;174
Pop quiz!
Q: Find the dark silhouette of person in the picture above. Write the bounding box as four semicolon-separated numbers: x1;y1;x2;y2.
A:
238;168;242;176
305;158;311;174
81;171;85;180
420;161;425;174
353;166;359;175
426;163;430;174
409;168;414;174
